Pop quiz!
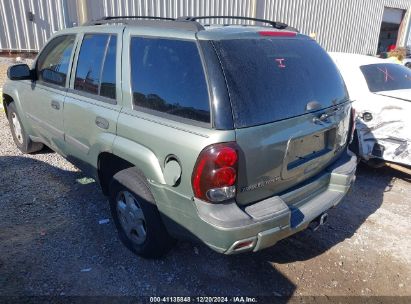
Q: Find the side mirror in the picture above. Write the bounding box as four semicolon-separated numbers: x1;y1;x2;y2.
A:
7;64;32;81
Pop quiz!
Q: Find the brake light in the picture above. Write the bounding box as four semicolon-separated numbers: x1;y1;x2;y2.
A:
192;143;238;203
259;31;297;37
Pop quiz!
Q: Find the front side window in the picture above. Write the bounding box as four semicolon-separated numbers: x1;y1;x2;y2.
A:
74;34;117;100
130;37;210;123
37;35;76;87
360;63;411;92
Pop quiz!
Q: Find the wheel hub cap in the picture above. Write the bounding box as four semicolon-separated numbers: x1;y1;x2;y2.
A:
116;190;147;245
11;113;23;144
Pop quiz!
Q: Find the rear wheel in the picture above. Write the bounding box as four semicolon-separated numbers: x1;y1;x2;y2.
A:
109;167;175;258
7;102;43;153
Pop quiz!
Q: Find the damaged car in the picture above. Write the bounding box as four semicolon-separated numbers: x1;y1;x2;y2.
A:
330;53;411;168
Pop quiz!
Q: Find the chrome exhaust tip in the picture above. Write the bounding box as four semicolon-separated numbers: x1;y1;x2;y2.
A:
319;212;328;226
310;212;329;232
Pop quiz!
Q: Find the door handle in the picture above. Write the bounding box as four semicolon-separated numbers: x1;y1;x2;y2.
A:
95;116;109;130
51;100;60;110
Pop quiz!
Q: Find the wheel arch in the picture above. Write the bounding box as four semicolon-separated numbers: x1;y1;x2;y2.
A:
2;84;25;119
97;152;135;195
97;146;167;196
2;93;14;118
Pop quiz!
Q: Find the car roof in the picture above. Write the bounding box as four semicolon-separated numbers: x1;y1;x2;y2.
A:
56;17;304;41
328;52;388;67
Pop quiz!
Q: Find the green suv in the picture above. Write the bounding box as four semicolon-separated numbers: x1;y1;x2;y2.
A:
3;16;357;258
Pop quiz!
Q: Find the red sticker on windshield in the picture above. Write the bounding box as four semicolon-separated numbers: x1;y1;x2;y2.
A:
377;67;394;82
275;58;286;68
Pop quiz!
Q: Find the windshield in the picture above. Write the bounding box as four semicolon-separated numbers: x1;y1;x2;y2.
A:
213;38;348;128
360;63;411;92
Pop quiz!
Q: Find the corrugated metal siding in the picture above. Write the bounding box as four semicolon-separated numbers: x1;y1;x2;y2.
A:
86;0;256;25
0;0;70;51
1;0;411;53
84;0;411;53
263;0;411;54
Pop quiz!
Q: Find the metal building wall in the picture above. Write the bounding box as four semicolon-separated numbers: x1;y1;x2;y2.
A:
85;0;411;54
0;0;257;51
85;0;256;25
0;0;71;51
262;0;411;54
1;0;411;53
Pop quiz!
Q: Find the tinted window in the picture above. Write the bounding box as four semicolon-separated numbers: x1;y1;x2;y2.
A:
360;63;411;92
37;35;75;86
100;36;117;99
75;34;117;99
130;37;210;123
213;38;349;128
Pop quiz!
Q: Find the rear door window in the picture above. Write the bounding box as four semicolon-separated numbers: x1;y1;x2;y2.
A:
213;38;348;128
360;63;411;92
130;37;210;123
74;34;117;100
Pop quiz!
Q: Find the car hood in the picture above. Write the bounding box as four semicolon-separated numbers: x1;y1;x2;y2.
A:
374;89;411;102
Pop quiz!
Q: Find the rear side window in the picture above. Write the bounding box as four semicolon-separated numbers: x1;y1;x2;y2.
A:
130;37;210;123
74;34;117;100
37;35;76;87
213;38;348;128
360;63;411;92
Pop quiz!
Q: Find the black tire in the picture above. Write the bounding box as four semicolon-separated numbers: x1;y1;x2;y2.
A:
405;62;411;69
348;130;360;157
7;102;43;153
109;167;175;258
364;158;386;168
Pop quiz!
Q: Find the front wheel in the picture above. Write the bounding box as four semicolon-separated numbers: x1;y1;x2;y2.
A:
7;102;43;153
109;168;175;258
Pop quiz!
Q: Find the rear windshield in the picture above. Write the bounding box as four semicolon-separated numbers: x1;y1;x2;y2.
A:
360;63;411;92
213;38;348;128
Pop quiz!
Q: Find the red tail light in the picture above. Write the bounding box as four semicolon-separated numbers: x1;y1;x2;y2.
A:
259;31;297;37
192;143;238;203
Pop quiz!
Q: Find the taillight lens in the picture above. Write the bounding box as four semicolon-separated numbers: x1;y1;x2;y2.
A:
192;143;238;203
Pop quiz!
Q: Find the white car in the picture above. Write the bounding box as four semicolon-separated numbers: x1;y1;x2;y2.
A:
330;52;411;167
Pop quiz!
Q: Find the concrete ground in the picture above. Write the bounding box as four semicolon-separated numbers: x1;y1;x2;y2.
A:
0;56;410;300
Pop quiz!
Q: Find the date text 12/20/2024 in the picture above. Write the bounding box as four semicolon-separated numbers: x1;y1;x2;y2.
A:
150;297;258;303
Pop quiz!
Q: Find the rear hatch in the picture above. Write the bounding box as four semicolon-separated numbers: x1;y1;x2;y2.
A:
212;34;351;206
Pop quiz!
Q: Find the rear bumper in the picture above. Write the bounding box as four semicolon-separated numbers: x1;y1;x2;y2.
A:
194;150;357;254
